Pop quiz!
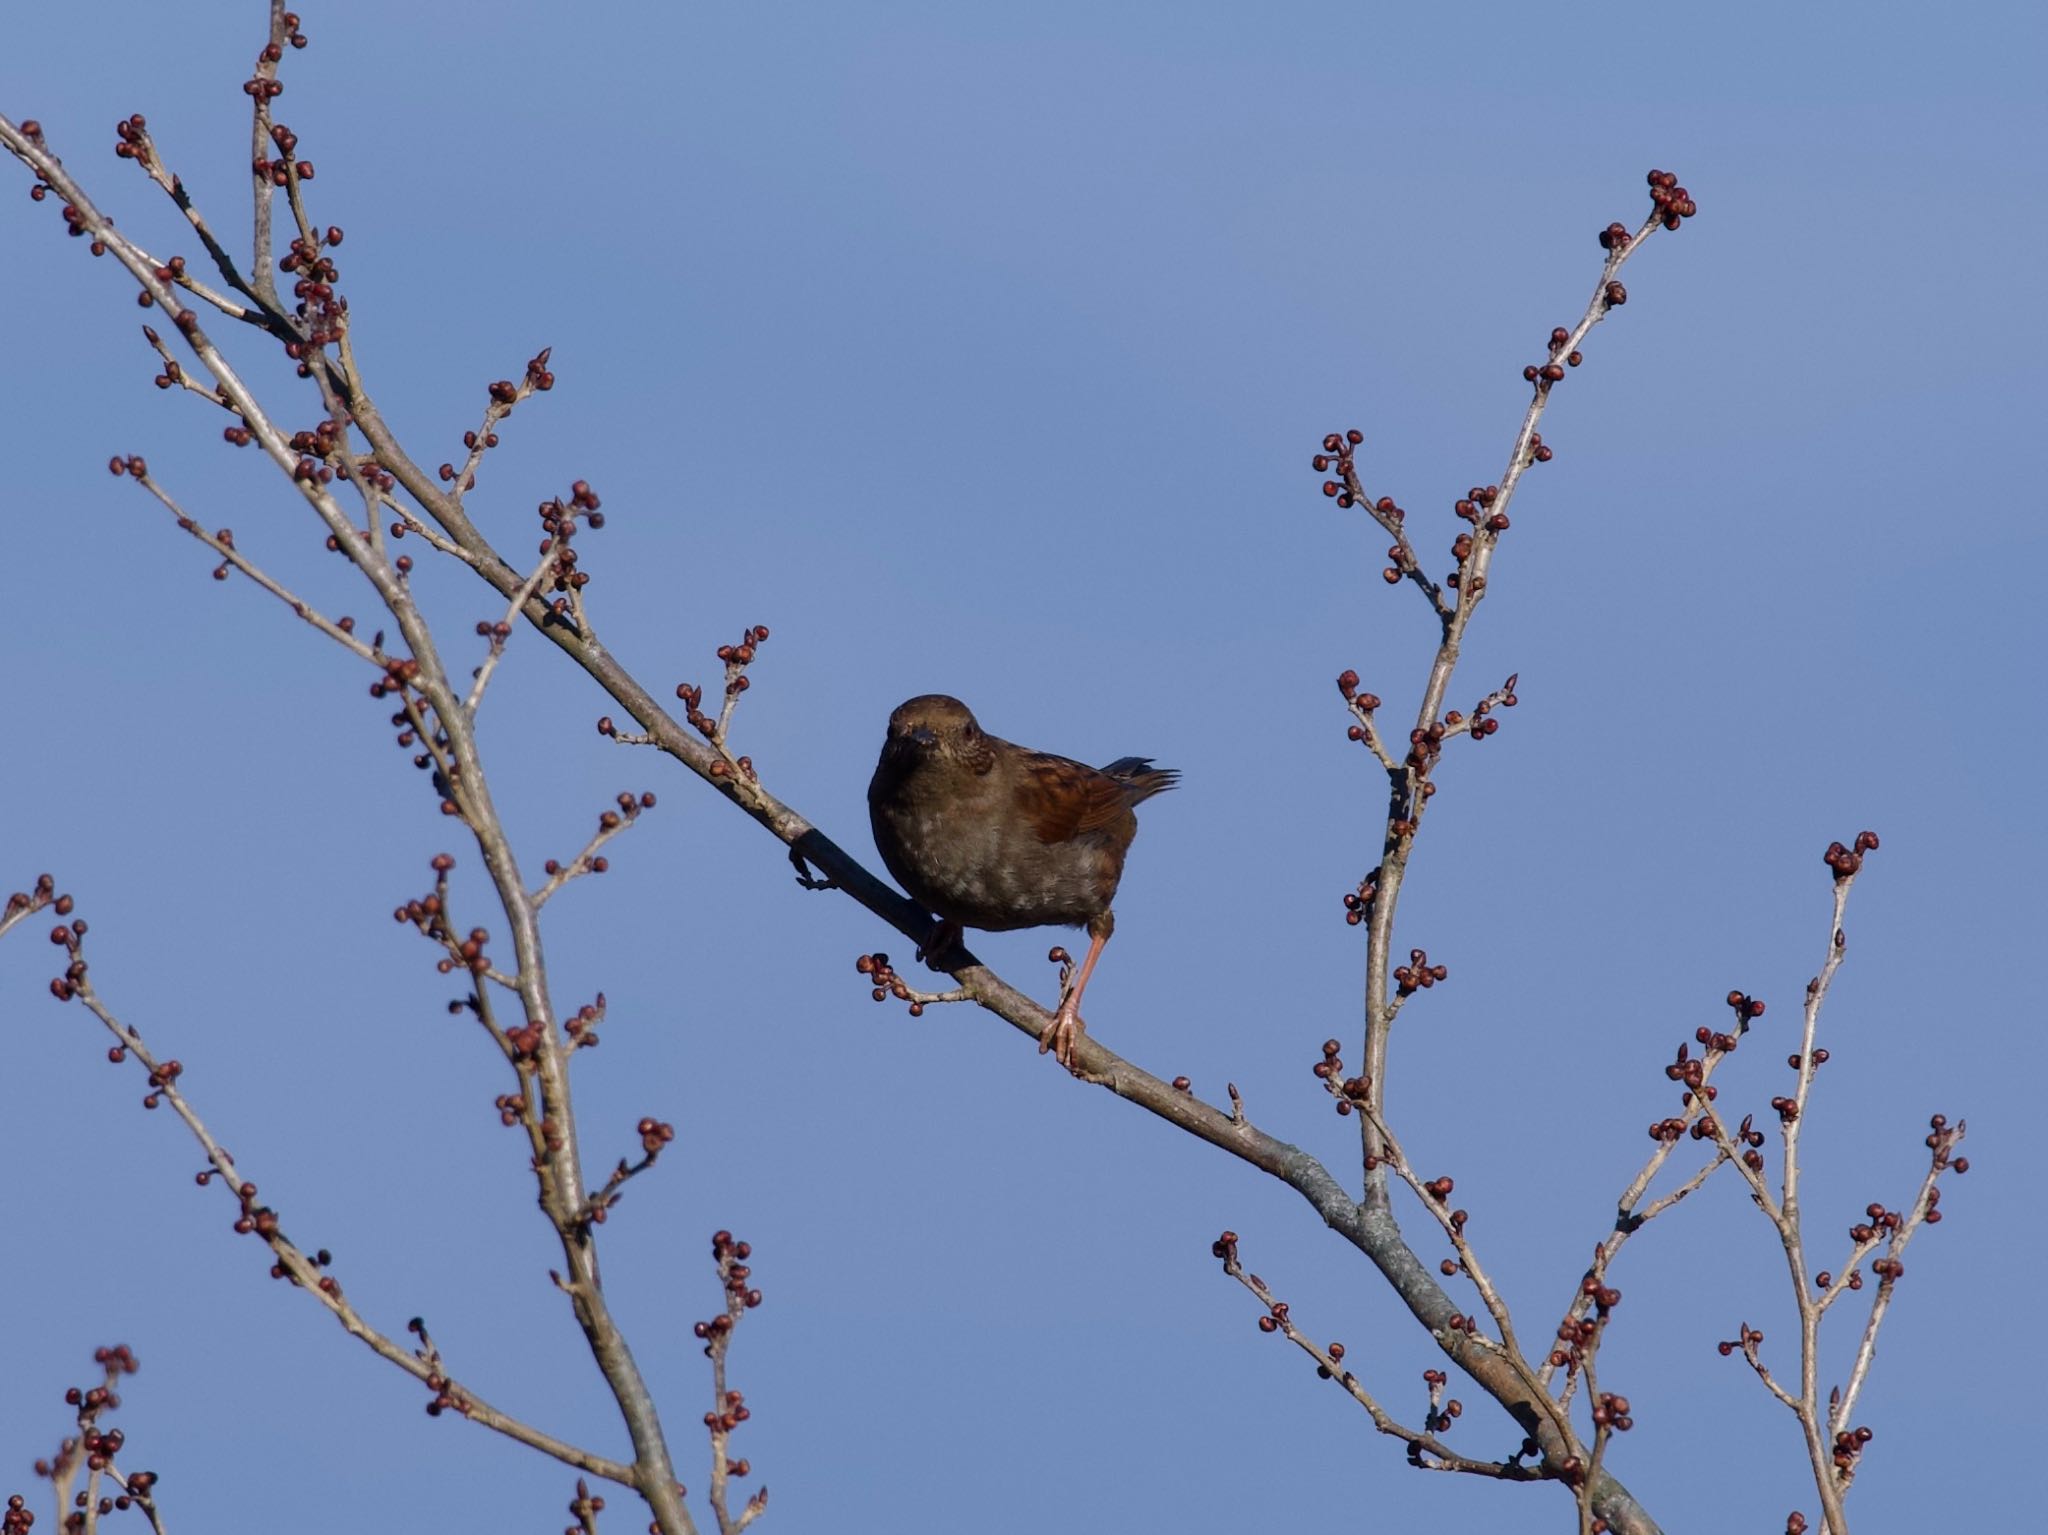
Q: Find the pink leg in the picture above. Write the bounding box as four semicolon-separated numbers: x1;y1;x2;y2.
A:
1040;927;1109;1072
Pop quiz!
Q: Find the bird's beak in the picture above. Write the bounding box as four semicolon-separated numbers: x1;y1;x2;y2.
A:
909;726;939;749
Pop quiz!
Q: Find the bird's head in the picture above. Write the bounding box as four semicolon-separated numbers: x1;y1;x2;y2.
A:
880;694;994;774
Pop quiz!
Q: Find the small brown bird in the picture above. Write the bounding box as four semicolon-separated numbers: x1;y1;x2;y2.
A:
867;694;1178;1070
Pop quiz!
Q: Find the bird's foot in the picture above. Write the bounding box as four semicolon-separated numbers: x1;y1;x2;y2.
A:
917;919;964;969
788;847;837;891
1038;1003;1090;1076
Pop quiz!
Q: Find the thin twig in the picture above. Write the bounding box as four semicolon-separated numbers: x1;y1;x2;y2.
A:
531;796;655;910
466;542;560;714
131;471;379;663
1831;1122;1963;1434
1219;1242;1544;1481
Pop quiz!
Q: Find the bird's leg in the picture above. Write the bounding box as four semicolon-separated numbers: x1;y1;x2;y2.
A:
1041;916;1112;1073
918;918;963;968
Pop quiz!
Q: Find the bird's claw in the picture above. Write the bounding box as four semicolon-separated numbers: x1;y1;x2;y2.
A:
788;848;838;891
1038;1006;1088;1076
917;919;964;969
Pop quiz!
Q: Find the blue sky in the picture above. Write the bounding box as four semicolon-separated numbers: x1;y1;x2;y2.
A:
2;3;2041;1531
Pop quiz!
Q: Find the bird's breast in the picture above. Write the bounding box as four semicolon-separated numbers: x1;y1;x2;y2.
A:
871;786;1120;931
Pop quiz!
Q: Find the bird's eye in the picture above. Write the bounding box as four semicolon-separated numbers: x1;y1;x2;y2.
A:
962;723;978;742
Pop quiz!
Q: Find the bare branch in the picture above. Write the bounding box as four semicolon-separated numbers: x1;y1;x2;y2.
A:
1215;1235;1545;1482
127;467;379;663
532;794;657;909
33;943;636;1485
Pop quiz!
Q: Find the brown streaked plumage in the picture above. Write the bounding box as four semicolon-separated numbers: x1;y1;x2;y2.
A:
867;694;1177;1070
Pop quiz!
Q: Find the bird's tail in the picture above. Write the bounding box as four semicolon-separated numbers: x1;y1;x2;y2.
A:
1098;757;1180;805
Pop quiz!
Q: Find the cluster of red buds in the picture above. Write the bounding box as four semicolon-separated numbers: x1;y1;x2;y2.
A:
1824;830;1880;880
243;13;307;104
1394;948;1448;997
1418;1368;1463;1433
252;122;310;185
674;623;770;758
1715;1320;1764;1358
563;994;607;1050
44;899;88;1005
1551;1275;1624;1374
225;1177;339;1294
1848;1202;1903;1246
366;648;423;702
1452;485;1503;528
57;197;102;249
1312;429;1367;509
1310;1039;1370;1116
1402;721;1446;794
717;626;770;700
1537;321;1587;380
278;228;345;363
1339;866;1379;927
1591;1391;1634;1432
504;1018;551;1067
1831;1423;1873;1475
1449;675;1518;742
1927;1113;1967;1176
402;1316;469;1419
672;683;710;735
567;1479;606;1533
441;924;491;978
423;1373;472;1418
530;480;604;603
1646;169;1698;230
585;1116;677;1227
1335;669;1381;712
853;951;932;1016
393;853;455;939
3;872;56;922
486;347;559;409
138;1055;184;1112
111;114;156;172
1726;988;1767;1030
29;1347;159;1512
278;415;345;488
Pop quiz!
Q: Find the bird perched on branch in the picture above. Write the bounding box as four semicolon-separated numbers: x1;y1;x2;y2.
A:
867;694;1177;1071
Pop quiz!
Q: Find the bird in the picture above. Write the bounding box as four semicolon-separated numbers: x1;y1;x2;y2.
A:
867;694;1177;1071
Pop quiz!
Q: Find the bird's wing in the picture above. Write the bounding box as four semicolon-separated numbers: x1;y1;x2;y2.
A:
1015;753;1134;844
